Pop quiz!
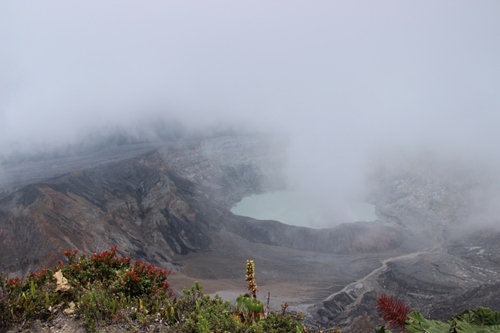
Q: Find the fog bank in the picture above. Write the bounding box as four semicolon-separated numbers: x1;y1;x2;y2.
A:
1;1;500;224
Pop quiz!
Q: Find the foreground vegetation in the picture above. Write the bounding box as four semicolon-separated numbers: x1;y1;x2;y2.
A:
376;293;500;333
3;246;498;332
0;246;341;333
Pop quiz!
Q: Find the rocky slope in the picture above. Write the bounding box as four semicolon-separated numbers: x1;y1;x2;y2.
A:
306;154;500;331
0;134;288;276
1;134;500;332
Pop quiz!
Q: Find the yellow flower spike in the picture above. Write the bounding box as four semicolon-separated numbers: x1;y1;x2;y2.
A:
245;259;258;298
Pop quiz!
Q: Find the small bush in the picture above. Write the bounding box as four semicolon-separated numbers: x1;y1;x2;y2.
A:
0;248;342;333
375;293;410;331
375;293;500;333
0;246;172;332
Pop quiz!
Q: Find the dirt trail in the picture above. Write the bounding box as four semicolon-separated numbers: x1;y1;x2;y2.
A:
322;226;445;304
323;249;425;303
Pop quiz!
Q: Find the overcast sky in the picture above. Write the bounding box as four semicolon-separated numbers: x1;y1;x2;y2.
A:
1;1;500;221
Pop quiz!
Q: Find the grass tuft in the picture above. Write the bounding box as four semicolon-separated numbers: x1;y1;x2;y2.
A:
0;247;341;332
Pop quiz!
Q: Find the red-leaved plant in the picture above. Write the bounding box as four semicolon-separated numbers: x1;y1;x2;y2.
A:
60;245;172;298
376;293;410;332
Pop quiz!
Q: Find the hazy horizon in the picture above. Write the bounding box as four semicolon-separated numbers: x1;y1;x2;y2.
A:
1;1;500;225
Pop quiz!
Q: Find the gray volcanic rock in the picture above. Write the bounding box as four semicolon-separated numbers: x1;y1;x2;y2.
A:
2;135;500;333
225;217;418;254
307;155;500;332
0;134;287;276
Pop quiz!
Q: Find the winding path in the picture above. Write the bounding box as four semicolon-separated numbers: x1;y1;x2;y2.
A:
323;226;444;303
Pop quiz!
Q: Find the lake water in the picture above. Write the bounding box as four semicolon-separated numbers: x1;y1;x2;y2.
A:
231;191;377;228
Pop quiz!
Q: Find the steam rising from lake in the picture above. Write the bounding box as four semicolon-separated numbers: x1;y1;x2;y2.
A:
1;1;500;227
231;191;377;228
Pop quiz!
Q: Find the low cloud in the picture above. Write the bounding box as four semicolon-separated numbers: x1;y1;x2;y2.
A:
1;1;500;225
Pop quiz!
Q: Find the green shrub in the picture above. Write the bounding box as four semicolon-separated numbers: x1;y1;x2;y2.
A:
1;268;61;324
0;246;172;332
0;248;342;333
376;294;500;333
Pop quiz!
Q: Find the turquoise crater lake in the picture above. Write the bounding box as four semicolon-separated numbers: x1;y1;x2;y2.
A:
231;191;377;228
